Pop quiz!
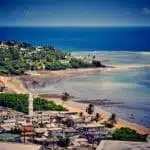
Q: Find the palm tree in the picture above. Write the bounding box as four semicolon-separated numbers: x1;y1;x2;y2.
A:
109;113;116;124
61;92;70;105
95;113;100;122
79;112;83;117
86;104;94;115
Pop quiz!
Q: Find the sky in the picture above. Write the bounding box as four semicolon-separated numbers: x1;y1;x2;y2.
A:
1;0;150;27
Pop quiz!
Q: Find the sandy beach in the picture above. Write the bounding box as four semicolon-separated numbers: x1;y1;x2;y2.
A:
0;65;150;134
42;96;150;135
25;64;150;77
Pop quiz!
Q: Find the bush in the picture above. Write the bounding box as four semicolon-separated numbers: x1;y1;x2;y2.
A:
113;127;148;141
0;93;67;113
92;60;104;67
34;97;67;111
0;93;28;113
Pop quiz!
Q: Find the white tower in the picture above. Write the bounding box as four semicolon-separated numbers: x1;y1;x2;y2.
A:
28;92;33;116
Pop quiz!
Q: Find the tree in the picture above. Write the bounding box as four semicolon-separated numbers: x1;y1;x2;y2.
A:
109;113;116;124
113;127;148;141
94;113;101;122
79;112;83;117
92;60;102;67
86;104;94;115
0;93;66;113
61;92;70;104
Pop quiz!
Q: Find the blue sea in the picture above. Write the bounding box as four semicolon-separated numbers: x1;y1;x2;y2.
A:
1;27;150;128
0;27;150;51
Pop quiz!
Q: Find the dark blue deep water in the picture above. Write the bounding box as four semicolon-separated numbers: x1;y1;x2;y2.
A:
0;27;150;51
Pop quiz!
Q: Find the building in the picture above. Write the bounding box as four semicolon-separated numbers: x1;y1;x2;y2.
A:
34;128;47;138
76;124;105;133
63;128;78;137
96;140;150;150
47;128;63;137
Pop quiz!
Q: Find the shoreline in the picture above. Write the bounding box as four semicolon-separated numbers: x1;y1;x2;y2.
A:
25;64;150;77
0;65;150;134
40;94;150;135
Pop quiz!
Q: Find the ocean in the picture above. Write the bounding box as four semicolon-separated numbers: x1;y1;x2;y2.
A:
0;27;150;51
1;27;150;128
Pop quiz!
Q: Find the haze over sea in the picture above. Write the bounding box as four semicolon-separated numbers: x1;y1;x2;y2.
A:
1;27;150;128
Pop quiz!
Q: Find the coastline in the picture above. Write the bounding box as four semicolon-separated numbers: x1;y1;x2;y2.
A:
25;64;150;77
0;65;150;134
39;94;150;134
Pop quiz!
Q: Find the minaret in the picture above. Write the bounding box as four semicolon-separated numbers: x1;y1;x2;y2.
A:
28;92;33;116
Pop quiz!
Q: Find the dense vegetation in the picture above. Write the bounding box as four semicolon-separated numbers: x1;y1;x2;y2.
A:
33;97;66;111
113;127;147;142
0;93;29;113
0;93;67;113
0;40;105;75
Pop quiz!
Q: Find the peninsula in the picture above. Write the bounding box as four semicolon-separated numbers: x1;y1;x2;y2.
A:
0;40;105;75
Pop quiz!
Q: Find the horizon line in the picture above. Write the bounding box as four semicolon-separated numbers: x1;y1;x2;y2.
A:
1;25;150;28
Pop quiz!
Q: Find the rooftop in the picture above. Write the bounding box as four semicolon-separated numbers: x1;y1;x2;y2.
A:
48;127;62;131
96;140;150;150
77;123;105;128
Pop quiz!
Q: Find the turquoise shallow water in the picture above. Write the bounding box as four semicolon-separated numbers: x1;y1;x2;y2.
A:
29;52;150;128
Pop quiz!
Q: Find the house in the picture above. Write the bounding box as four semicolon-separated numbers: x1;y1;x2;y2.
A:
20;124;33;137
63;128;78;137
47;128;63;137
34;128;47;138
76;124;107;141
77;124;105;133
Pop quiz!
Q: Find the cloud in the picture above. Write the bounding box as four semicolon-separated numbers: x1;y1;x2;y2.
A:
142;7;150;15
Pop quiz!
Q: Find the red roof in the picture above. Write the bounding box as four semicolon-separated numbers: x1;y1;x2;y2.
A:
21;125;33;132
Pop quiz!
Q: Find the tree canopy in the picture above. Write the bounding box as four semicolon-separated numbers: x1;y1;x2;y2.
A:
0;93;67;113
0;41;105;75
113;127;147;142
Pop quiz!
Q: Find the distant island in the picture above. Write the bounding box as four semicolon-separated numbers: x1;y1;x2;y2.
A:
0;40;105;75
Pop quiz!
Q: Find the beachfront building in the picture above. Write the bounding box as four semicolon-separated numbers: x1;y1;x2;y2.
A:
34;128;47;138
76;124;108;143
77;124;106;134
